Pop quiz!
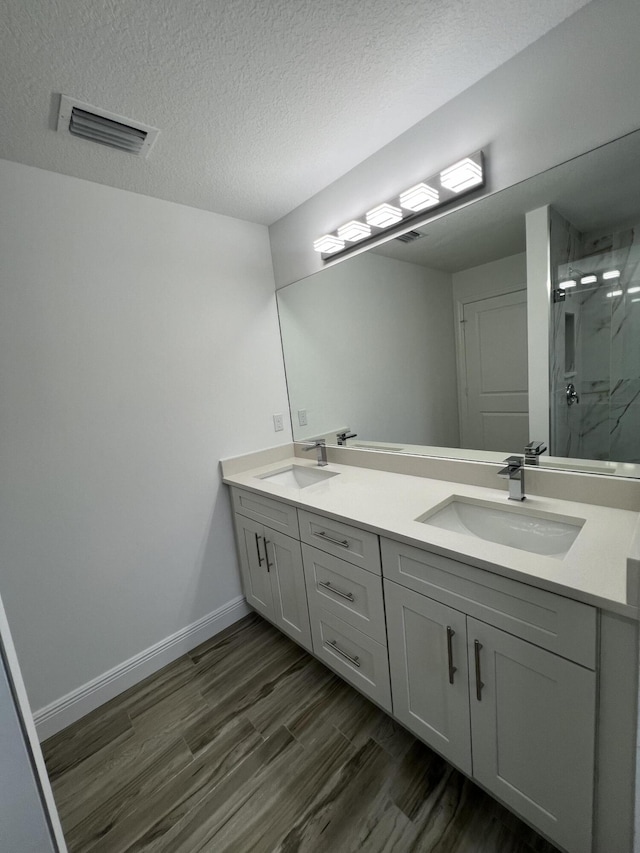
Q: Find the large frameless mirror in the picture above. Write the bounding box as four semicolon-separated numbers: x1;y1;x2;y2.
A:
277;129;640;477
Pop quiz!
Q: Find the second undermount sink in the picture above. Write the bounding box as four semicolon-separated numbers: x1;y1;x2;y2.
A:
257;465;339;489
418;496;584;558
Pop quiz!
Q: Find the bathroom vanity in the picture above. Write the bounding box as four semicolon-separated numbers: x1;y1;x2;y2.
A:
222;447;640;853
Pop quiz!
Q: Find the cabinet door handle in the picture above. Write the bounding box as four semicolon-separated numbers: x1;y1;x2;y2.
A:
474;640;484;701
326;640;361;668
263;539;273;572
254;532;265;567
446;626;457;685
314;530;349;548
318;580;355;602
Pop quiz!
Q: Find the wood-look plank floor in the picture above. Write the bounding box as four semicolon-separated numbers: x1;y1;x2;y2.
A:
43;614;561;853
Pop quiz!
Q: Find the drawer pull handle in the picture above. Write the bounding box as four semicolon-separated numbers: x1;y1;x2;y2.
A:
474;640;484;701
318;581;355;602
315;530;349;548
254;533;265;567
446;626;457;685
263;539;273;572
326;640;361;668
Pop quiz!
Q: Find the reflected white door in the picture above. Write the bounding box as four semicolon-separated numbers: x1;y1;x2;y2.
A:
459;290;528;452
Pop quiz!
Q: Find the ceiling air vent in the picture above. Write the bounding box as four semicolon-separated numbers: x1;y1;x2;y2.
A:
395;230;427;244
57;95;159;157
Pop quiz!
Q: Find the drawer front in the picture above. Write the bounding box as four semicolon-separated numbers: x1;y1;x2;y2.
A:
310;608;391;712
232;488;299;538
303;545;386;644
299;510;381;574
382;538;596;669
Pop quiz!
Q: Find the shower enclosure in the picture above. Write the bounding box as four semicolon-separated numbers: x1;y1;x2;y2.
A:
550;227;640;464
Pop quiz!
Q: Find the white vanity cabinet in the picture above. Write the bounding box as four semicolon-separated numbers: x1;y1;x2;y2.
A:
383;538;597;853
232;490;311;652
299;510;391;711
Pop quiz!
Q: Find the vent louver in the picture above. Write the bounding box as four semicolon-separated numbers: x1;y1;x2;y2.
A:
69;108;147;153
57;95;160;158
395;230;426;244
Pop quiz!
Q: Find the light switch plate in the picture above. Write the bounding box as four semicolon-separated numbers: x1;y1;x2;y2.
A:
273;413;284;432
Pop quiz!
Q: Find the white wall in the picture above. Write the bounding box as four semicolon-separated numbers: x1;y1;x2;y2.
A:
452;253;527;304
0;160;291;716
278;252;459;446
269;0;640;288
526;207;551;448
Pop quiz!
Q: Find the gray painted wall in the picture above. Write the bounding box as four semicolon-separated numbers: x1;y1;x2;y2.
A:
0;159;291;717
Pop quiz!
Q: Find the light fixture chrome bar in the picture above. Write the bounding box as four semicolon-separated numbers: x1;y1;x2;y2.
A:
314;150;485;259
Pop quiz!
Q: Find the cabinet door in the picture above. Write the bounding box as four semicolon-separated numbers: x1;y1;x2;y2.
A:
468;617;595;853
265;530;312;652
385;580;471;775
235;515;273;618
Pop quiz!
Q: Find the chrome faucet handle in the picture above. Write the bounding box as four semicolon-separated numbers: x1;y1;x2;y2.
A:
302;439;328;467
524;441;547;465
497;456;525;501
499;455;524;472
336;431;357;446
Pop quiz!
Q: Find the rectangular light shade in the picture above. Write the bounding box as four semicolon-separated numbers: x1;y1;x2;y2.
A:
440;157;483;192
366;203;403;228
337;220;371;242
580;275;597;284
603;270;620;280
627;286;640;294
606;289;623;297
313;234;345;254
559;280;576;289
399;183;439;212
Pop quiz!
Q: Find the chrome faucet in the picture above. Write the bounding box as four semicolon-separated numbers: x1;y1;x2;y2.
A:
524;440;547;466
302;439;328;467
336;431;357;446
498;455;525;501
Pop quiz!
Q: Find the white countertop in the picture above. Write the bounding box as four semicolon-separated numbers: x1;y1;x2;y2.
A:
223;456;640;619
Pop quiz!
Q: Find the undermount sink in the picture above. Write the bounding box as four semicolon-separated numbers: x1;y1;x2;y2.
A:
418;496;584;558
257;465;339;489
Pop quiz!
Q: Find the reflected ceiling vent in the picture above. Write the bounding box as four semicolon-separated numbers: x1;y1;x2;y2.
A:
395;230;427;244
57;95;160;157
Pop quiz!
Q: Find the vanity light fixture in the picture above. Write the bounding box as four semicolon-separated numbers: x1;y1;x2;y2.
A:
337;220;371;242
627;286;640;294
603;270;621;280
440;157;483;193
313;150;485;257
606;289;623;298
559;279;577;289
366;203;403;228
313;234;345;254
399;182;439;212
580;275;597;285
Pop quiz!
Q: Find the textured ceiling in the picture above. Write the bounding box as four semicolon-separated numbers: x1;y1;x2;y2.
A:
0;0;591;225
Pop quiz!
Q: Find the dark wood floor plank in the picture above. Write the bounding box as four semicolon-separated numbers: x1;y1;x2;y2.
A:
187;611;262;665
51;729;188;832
62;736;193;852
88;716;264;853
44;613;560;853
43;706;134;782
184;643;308;755
151;725;303;852
166;725;355;853
245;653;336;737
276;737;400;853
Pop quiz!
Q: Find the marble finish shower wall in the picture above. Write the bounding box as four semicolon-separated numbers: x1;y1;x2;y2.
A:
551;218;640;463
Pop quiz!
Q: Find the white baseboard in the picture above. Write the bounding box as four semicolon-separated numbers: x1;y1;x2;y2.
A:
34;596;250;741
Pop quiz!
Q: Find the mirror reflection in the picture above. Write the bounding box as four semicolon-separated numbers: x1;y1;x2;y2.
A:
277;130;640;477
